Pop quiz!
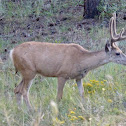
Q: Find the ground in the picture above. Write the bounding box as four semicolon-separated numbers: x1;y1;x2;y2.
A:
0;1;126;126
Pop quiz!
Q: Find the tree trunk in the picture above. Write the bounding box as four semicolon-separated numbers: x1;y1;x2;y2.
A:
83;0;100;19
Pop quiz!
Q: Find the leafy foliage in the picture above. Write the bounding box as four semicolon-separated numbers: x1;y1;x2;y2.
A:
98;0;126;18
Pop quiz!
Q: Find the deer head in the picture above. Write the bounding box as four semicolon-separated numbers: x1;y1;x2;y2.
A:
105;13;126;65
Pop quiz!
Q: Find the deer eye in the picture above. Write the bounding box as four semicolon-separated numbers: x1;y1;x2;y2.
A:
116;52;120;56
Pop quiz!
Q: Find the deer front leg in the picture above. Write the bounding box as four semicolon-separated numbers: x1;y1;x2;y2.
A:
57;77;67;102
76;79;84;101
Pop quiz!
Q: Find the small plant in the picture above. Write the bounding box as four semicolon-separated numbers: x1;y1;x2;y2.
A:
98;0;126;18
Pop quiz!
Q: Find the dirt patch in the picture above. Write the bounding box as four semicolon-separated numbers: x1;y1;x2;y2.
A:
0;2;125;62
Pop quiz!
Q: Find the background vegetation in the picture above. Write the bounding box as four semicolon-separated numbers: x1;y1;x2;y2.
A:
0;0;126;125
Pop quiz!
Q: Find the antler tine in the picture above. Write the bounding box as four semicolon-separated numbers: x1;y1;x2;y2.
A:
120;28;126;39
110;16;115;42
110;13;126;43
113;13;118;37
110;13;118;43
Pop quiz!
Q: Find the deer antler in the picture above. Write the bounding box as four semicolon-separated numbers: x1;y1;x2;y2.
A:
110;13;126;43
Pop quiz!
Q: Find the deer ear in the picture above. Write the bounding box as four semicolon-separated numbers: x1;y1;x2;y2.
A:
105;41;112;52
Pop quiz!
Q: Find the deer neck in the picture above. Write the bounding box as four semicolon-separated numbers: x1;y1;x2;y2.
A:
80;50;110;71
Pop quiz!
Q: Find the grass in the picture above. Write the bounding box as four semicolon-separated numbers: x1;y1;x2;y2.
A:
0;0;126;125
0;61;126;126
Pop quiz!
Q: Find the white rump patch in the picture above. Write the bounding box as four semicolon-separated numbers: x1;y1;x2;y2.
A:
10;49;14;63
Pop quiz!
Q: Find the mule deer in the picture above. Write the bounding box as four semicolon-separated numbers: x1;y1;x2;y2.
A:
10;13;126;109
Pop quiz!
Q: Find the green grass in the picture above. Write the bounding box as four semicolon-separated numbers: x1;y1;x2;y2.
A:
0;18;126;126
0;0;126;125
0;62;126;126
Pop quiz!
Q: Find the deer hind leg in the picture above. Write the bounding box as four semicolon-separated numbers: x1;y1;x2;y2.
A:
22;79;34;109
14;79;23;107
14;71;36;109
57;77;67;102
